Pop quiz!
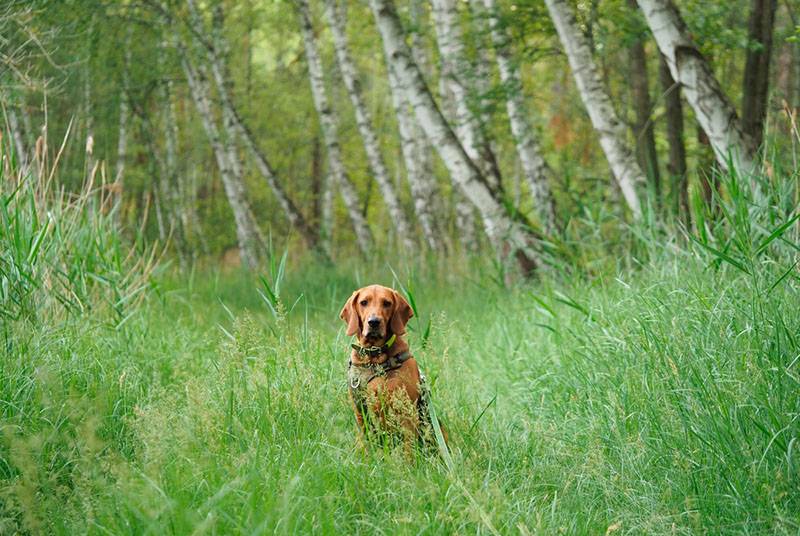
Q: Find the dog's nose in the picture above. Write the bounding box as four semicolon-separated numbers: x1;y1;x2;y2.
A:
367;317;380;328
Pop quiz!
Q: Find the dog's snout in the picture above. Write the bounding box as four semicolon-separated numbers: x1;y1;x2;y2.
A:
367;316;381;328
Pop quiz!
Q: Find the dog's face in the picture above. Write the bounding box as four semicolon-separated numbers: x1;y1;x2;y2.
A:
340;285;413;345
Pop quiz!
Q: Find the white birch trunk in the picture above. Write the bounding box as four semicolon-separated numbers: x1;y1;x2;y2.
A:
186;0;324;255
431;0;502;195
545;0;644;218
636;0;757;176
114;28;132;187
435;43;479;252
84;57;95;179
7;106;27;168
370;0;541;274
323;0;414;251
387;65;442;251
406;1;447;251
298;0;372;256
483;0;558;233
179;43;262;269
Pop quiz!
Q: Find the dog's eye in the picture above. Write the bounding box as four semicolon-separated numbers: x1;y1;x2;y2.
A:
360;299;368;306
382;300;391;308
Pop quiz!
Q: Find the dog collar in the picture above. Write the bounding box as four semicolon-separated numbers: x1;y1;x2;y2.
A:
351;333;396;358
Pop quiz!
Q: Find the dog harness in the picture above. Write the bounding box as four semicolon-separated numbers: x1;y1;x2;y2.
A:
348;350;412;401
347;346;433;437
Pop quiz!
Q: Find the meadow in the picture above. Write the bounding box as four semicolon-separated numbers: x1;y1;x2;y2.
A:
1;162;799;535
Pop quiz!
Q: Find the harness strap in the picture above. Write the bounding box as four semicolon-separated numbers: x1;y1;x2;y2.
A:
348;351;411;390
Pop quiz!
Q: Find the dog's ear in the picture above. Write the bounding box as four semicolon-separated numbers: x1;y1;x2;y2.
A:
339;290;361;337
390;290;414;336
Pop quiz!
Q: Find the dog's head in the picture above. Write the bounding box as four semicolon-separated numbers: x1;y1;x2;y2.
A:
339;285;413;345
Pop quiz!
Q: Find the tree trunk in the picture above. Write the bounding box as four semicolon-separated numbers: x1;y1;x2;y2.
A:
545;0;644;218
431;0;503;196
483;0;559;233
627;0;661;206
323;0;415;251
741;0;777;150
636;0;757;177
370;0;541;274
114;28;132;188
7;106;27;168
387;64;443;251
434;34;479;252
298;0;372;256
179;42;262;269
186;0;324;257
84;58;95;178
659;54;689;227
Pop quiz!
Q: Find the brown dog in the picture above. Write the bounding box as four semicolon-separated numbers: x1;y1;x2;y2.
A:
340;284;432;451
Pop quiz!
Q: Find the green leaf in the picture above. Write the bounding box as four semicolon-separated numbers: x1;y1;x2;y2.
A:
755;213;800;256
689;236;751;275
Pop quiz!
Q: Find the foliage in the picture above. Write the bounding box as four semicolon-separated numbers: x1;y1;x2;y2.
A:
1;142;799;532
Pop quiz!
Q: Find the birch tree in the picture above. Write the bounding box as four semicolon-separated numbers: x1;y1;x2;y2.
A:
6;104;27;168
323;0;414;250
431;0;503;196
114;28;132;186
387;64;443;251
298;0;372;255
482;0;558;232
635;0;757;176
545;0;644;218
178;40;263;269
370;0;541;274
186;0;325;256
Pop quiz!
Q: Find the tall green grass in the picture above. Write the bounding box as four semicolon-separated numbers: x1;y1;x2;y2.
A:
1;134;799;533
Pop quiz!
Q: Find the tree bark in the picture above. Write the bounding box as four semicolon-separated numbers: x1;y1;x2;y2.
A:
179;41;263;269
323;0;415;251
659;54;689;227
483;0;559;233
387;64;443;251
114;28;132;188
7;105;27;168
741;0;777;150
545;0;644;218
432;27;479;252
186;0;325;256
431;0;503;196
636;0;757;177
627;0;661;206
298;0;373;256
370;0;541;274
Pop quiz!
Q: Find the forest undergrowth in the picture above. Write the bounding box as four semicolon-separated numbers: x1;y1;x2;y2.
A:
1;151;799;534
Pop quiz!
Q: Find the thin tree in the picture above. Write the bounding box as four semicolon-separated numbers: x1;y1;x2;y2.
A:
627;0;660;206
431;0;503;196
323;0;414;251
186;0;325;256
658;54;689;227
114;26;132;187
636;0;756;177
482;0;558;233
545;0;644;218
297;0;372;256
386;64;443;251
370;0;542;274
741;0;777;150
178;37;263;269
